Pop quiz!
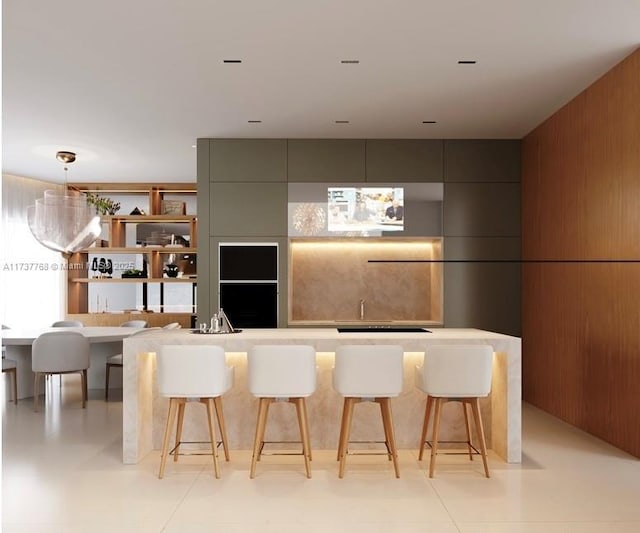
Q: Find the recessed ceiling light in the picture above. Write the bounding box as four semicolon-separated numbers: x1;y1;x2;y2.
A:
335;120;350;124
458;60;477;64
248;120;262;124
422;121;437;124
223;59;242;63
341;60;359;64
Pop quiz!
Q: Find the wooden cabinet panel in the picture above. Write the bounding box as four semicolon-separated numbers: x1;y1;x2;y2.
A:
365;140;443;182
287;139;365;182
522;49;640;457
523;263;640;457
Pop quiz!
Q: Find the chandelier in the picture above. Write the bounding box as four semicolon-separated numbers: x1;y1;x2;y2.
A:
27;151;102;256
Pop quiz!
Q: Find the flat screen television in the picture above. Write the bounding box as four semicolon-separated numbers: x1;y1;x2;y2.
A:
327;186;404;232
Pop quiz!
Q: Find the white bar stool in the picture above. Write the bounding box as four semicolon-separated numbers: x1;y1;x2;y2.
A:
333;345;403;478
157;345;234;479
247;345;316;479
416;344;493;478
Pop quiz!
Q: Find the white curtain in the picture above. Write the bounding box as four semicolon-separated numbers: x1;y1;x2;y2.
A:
1;174;65;328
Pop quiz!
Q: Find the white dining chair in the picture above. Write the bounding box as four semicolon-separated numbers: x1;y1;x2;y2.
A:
51;320;84;327
32;331;90;412
120;320;147;328
2;358;18;405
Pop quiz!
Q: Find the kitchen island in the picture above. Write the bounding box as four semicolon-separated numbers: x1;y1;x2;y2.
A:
123;328;521;464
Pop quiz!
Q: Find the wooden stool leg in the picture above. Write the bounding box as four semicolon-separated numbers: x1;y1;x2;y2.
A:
429;397;443;478
33;372;41;412
213;396;230;461
105;364;111;401
294;398;312;478
337;398;349;461
204;398;220;479
174;400;186;462
159;398;178;479
250;398;269;479
377;399;392;461
380;398;400;478
257;399;271;462
471;398;490;478
462;401;474;461
301;396;312;461
338;398;355;479
419;395;433;461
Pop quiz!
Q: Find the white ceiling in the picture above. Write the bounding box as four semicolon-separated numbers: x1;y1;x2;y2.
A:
3;0;639;184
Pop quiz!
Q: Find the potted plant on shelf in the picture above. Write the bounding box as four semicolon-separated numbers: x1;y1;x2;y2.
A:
85;193;121;215
121;268;146;279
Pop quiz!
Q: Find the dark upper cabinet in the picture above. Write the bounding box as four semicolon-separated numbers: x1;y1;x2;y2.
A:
210;139;287;182
444;140;521;182
365;140;443;182
443;182;521;237
210;183;288;236
288;140;365;182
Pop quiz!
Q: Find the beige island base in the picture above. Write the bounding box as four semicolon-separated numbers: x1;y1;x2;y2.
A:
122;328;521;464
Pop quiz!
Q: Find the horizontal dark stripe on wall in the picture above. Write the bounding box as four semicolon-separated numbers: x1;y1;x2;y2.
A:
368;259;640;263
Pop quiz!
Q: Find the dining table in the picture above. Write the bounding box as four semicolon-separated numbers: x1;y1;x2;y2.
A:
1;326;144;399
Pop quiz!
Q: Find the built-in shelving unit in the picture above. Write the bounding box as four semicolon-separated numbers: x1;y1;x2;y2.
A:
72;278;197;283
66;183;197;327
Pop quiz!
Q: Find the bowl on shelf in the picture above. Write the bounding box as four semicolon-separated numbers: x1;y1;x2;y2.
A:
122;269;146;279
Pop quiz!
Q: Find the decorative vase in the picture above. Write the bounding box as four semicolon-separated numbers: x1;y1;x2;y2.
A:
164;264;179;278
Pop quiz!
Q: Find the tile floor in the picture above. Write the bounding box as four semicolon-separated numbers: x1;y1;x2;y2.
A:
2;383;640;532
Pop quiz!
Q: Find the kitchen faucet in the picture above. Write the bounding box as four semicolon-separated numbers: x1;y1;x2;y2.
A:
359;299;365;320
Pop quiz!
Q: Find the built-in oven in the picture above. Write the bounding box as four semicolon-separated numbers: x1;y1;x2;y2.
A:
218;243;278;328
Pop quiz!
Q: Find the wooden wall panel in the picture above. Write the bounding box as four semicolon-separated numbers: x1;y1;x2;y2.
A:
522;48;640;457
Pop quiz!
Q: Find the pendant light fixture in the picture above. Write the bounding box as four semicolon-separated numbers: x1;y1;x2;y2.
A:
27;151;102;257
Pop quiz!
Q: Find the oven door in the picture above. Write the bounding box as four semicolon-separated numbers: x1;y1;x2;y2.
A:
219;283;278;328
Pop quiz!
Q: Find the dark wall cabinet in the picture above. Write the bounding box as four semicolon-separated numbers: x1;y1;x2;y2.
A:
210;139;287;182
365;140;443;182
209;183;288;237
444;182;521;237
288;139;365;182
444;140;521;183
